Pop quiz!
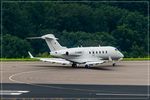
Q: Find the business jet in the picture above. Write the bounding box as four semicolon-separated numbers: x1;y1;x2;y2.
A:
28;34;124;68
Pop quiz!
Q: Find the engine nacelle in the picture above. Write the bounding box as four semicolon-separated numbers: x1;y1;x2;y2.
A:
66;51;69;55
65;51;82;56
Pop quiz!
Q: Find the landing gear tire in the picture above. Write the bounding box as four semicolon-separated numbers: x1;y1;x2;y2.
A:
85;65;90;68
72;63;77;68
113;63;116;66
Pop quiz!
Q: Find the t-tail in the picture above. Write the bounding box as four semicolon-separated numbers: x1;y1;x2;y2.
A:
27;34;67;51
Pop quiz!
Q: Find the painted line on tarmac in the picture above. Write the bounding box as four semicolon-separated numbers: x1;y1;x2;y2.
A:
0;90;29;95
8;69;108;92
96;93;147;96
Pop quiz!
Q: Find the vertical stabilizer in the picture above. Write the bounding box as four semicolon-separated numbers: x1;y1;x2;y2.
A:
41;34;66;51
27;34;66;51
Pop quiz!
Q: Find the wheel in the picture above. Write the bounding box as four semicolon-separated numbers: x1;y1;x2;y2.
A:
113;63;116;66
85;65;90;68
72;63;77;68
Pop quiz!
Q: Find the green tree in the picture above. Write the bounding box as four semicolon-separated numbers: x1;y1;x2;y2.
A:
1;34;32;58
2;2;148;58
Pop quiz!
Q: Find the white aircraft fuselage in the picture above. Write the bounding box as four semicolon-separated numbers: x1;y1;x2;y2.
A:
28;34;124;68
50;46;124;64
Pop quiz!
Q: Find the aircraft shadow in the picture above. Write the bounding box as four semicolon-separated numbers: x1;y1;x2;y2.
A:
31;64;123;71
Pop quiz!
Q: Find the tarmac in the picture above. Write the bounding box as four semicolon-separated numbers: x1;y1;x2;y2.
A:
1;61;149;85
1;83;149;99
0;61;150;99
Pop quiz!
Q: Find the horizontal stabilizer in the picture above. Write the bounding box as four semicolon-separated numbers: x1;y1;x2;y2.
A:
26;34;58;40
26;37;43;39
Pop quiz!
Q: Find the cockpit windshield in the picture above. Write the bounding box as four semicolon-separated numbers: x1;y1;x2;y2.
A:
115;48;118;51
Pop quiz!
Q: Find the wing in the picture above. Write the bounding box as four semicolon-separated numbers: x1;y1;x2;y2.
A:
28;52;71;65
85;60;105;65
40;58;71;64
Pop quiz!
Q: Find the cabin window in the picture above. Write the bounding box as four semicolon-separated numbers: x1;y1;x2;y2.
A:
96;51;98;54
93;51;94;54
106;51;107;53
89;51;91;54
102;51;104;54
99;51;101;54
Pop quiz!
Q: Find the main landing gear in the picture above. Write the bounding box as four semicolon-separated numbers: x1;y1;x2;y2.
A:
72;63;77;68
85;65;90;68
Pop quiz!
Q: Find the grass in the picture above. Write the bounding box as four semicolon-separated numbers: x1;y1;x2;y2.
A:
0;57;150;61
0;58;39;61
123;58;150;61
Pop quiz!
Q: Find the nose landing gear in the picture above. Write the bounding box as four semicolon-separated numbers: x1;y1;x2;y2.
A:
112;60;116;66
112;63;116;66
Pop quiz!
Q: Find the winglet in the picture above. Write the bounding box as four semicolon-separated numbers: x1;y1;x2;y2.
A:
118;57;123;61
108;56;112;61
28;51;34;58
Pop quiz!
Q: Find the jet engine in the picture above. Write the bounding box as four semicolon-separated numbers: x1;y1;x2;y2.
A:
65;51;82;56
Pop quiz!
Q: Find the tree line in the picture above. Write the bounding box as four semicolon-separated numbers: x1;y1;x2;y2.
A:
1;2;149;58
